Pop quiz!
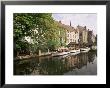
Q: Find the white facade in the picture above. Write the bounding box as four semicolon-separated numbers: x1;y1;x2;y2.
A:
82;30;88;44
66;29;79;45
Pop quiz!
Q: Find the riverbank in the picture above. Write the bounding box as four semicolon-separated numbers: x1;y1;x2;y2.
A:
15;53;52;61
15;48;97;61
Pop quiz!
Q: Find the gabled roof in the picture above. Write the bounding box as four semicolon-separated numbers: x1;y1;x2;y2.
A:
77;25;88;32
56;21;78;32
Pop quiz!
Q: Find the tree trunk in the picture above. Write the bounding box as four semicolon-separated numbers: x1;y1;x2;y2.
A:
38;50;41;56
48;49;50;53
17;51;19;57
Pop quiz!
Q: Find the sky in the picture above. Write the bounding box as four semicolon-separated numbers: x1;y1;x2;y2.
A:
52;13;97;35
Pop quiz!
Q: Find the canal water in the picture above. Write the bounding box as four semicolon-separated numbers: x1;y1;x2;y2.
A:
14;51;97;75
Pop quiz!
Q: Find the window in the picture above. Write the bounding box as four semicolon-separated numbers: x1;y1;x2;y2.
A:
80;33;82;36
70;34;71;38
73;39;74;42
67;39;69;43
67;34;69;37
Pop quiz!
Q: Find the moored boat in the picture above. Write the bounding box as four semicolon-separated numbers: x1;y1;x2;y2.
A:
53;54;69;59
80;47;90;53
70;49;80;55
52;51;70;57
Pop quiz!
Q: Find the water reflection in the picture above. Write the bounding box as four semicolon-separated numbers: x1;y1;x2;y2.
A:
14;51;97;75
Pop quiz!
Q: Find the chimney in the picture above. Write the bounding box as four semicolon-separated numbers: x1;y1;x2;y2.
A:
70;21;71;26
59;20;61;23
84;26;86;29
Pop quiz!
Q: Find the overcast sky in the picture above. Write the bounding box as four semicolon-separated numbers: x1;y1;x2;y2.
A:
52;13;97;35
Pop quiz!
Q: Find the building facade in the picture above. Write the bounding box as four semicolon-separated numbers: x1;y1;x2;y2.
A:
77;25;88;47
58;21;79;45
54;21;96;49
82;26;88;44
66;27;79;45
87;30;97;50
92;34;96;43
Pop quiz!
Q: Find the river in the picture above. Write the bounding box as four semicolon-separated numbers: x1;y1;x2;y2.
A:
14;51;97;75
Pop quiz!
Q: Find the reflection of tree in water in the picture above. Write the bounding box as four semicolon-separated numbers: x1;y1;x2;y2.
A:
88;51;97;64
37;58;65;75
14;58;40;75
14;51;97;75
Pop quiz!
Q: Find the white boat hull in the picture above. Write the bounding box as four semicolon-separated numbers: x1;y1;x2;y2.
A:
81;48;90;53
70;49;80;55
70;51;80;55
53;54;69;59
52;52;69;57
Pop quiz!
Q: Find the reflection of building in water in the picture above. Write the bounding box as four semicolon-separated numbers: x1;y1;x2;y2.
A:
60;54;89;70
65;56;74;70
70;53;88;69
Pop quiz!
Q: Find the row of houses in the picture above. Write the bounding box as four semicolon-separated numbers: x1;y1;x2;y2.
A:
57;21;97;48
25;20;97;51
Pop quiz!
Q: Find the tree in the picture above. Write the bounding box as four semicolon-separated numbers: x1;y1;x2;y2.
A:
14;13;66;56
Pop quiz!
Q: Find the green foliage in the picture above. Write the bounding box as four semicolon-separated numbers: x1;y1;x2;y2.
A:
14;13;67;55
